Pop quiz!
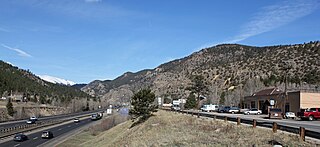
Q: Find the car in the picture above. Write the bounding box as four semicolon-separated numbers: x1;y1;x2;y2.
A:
244;108;262;115
218;106;231;113
41;131;54;139
30;116;38;121
13;133;28;142
228;107;240;114
269;108;283;119
74;118;80;123
201;104;219;112
297;108;320;121
285;112;296;119
26;119;36;124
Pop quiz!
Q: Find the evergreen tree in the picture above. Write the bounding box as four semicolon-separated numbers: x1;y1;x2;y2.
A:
129;89;158;121
6;98;14;116
185;93;197;109
186;75;208;109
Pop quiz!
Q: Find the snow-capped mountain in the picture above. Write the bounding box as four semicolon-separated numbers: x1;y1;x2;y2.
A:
39;75;76;86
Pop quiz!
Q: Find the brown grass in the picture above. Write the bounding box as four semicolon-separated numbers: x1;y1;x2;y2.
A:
59;110;316;147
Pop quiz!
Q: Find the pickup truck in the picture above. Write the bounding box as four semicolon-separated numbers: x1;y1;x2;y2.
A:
297;108;320;121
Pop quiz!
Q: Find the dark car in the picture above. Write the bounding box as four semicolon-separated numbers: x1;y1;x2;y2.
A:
269;108;283;119
218;106;231;113
13;133;28;142
41;131;54;139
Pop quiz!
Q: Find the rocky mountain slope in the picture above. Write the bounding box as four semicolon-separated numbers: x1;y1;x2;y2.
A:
82;41;320;106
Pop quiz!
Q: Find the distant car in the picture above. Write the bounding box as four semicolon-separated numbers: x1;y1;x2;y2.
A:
74;118;80;123
30;116;38;121
218;106;231;113
269;108;283;119
41;131;54;139
26;119;36;124
285;112;296;119
201;104;219;112
244;108;262;115
13;133;28;142
228;107;240;114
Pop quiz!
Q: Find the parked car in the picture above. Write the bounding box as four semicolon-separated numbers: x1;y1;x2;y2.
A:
74;118;80;123
269;108;283;119
26;119;36;124
285;112;296;119
244;108;262;115
201;104;219;112
218;106;230;113
13;133;28;142
228;107;240;114
30;116;38;121
297;108;320;121
41;131;54;139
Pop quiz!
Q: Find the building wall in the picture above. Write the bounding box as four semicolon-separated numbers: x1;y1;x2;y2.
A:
300;93;320;109
287;92;300;114
244;91;320;115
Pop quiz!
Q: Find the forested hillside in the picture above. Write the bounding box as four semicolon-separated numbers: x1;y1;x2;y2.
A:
0;61;92;104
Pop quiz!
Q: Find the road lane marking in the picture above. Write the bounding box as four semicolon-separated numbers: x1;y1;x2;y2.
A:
58;128;62;131
68;125;71;127
33;137;38;140
14;144;20;147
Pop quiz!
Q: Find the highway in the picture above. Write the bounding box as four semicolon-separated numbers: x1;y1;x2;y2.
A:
0;117;94;147
0;110;101;130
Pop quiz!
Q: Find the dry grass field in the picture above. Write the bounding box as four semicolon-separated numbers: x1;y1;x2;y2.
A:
58;110;316;147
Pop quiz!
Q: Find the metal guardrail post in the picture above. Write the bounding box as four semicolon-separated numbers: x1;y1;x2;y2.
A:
213;115;216;120
197;112;200;118
299;127;305;141
224;116;228;122
237;117;241;125
253;119;257;128
273;122;277;133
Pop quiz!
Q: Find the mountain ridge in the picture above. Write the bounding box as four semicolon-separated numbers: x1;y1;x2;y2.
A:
82;41;320;106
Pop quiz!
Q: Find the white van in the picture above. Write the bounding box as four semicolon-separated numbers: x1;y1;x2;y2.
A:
201;104;219;112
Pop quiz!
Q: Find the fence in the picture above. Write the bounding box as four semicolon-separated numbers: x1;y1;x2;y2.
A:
164;109;320;141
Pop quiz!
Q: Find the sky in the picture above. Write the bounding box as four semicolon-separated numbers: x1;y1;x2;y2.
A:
0;0;319;84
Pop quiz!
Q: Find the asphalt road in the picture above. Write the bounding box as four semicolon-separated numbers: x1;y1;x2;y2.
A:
199;111;320;133
0;110;101;130
0;117;94;147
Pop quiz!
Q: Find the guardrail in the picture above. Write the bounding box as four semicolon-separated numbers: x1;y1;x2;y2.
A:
164;109;320;141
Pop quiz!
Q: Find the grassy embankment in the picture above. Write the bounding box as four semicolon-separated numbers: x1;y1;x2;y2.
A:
58;110;315;147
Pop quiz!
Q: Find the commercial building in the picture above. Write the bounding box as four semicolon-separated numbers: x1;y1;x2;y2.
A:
243;87;320;114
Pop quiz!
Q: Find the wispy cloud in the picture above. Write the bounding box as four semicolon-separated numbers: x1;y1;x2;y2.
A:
84;0;102;3
204;0;319;48
0;27;10;32
1;44;32;57
231;0;319;43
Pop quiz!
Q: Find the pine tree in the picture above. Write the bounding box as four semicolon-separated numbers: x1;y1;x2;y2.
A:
186;75;208;109
129;89;157;121
185;93;197;109
6;98;14;116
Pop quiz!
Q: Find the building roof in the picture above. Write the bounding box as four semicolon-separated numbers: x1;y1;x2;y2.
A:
252;87;283;96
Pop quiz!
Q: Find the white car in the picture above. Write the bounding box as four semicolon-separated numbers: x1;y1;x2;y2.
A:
244;108;262;115
285;112;296;119
30;116;38;121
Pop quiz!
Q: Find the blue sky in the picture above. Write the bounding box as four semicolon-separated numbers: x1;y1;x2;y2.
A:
0;0;319;83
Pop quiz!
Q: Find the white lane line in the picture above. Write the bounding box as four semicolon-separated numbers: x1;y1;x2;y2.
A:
33;137;38;140
58;128;62;131
68;125;71;127
14;144;20;147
